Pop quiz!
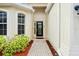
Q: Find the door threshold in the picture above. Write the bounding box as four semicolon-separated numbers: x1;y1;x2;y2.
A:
36;36;44;39
36;38;44;39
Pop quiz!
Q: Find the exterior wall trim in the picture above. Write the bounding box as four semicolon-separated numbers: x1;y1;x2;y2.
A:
45;3;54;13
0;3;34;12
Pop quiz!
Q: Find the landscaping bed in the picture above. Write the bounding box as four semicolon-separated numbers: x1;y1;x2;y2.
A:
46;40;59;56
14;40;33;56
0;35;33;56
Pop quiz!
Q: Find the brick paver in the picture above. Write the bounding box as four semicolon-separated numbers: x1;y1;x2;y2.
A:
28;39;52;56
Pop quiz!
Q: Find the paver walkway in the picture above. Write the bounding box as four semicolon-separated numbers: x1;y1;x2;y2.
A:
28;39;52;56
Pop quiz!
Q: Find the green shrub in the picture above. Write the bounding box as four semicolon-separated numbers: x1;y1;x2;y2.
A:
0;35;6;45
3;53;12;56
0;35;6;51
3;35;29;56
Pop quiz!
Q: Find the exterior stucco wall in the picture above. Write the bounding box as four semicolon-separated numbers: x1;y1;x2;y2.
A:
60;3;79;56
47;3;59;53
0;7;33;40
69;3;79;56
59;3;72;56
48;3;72;56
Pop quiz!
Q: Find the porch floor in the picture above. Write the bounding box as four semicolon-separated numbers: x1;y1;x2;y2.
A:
27;39;52;56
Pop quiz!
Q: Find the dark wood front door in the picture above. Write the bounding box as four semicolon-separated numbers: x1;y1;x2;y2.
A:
36;21;43;37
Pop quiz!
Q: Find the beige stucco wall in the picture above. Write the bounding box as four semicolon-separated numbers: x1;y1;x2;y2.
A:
59;3;72;56
48;3;72;56
0;7;33;40
47;3;59;53
69;3;79;56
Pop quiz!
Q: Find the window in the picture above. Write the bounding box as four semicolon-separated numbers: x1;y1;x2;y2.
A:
18;13;25;34
0;11;7;35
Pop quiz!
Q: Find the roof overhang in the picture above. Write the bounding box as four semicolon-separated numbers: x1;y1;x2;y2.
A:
0;3;34;12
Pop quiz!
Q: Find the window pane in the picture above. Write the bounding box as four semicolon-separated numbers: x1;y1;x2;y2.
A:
0;13;2;17
18;13;25;35
18;13;25;24
3;18;7;23
4;30;7;35
3;13;7;17
22;25;24;29
18;15;21;18
18;25;22;29
4;24;7;29
22;29;24;34
18;30;22;34
22;16;25;18
0;24;3;29
0;30;3;35
18;14;22;18
0;12;6;18
0;18;2;23
22;19;24;23
0;11;7;35
18;19;22;23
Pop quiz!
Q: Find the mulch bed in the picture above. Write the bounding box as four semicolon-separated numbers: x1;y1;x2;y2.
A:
14;40;33;56
0;51;2;56
46;40;59;56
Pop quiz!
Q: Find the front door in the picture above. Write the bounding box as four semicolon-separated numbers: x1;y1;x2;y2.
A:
36;21;43;38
